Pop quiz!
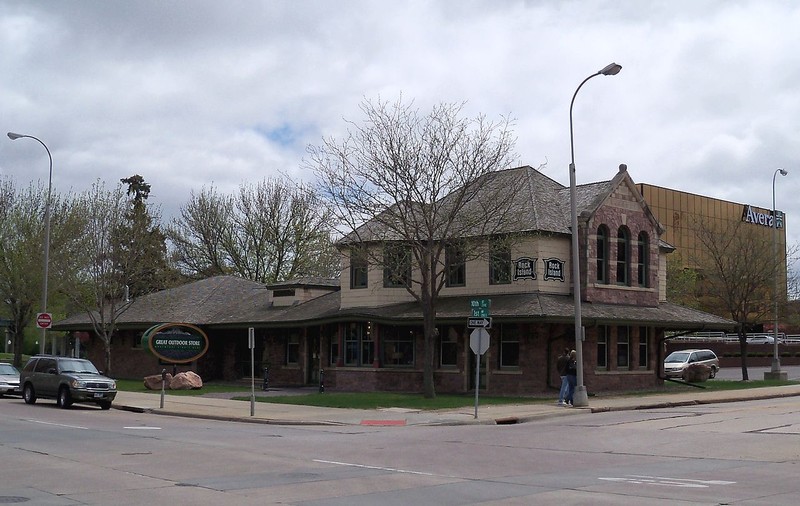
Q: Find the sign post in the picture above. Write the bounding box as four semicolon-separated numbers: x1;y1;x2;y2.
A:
469;298;491;419
249;327;255;416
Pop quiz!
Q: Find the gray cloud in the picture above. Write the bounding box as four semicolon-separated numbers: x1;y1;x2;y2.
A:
2;0;799;269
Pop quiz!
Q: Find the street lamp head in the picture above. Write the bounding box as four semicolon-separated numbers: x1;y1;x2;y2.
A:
7;132;24;140
779;169;788;177
599;62;622;76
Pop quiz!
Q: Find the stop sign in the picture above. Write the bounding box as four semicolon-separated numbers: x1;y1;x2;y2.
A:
36;312;52;329
470;328;490;355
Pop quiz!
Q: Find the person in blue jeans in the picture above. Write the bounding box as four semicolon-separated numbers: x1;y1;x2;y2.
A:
564;350;577;406
556;347;570;405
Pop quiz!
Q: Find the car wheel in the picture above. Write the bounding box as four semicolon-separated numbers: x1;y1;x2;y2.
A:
57;387;73;408
23;384;36;405
98;401;112;410
710;367;717;379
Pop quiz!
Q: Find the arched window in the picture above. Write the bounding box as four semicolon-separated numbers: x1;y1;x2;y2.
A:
637;231;649;287
616;227;630;286
596;225;609;284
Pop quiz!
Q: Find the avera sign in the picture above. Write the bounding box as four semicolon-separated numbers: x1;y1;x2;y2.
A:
141;323;209;363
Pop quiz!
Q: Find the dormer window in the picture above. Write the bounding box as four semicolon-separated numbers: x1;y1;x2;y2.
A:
350;246;368;289
383;243;411;288
273;289;295;298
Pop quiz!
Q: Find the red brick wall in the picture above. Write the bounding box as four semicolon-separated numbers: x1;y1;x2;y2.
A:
583;187;660;307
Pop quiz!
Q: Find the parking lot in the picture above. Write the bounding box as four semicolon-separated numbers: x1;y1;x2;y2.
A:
713;364;800;381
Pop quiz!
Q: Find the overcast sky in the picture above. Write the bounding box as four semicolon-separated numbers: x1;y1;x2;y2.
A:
2;1;800;259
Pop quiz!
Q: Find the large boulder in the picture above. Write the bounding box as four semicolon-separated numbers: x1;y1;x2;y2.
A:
169;371;203;390
143;373;173;390
683;363;711;383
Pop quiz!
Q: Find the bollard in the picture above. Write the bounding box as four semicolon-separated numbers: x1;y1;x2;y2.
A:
160;368;166;409
319;368;324;393
262;366;269;391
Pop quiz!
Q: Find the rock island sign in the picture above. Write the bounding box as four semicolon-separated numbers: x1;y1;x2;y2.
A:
141;323;209;363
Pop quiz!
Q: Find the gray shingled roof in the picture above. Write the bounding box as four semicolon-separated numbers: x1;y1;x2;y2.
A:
54;276;268;329
337;165;621;244
54;275;734;332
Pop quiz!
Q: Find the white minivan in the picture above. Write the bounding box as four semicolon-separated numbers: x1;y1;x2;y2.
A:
663;349;720;379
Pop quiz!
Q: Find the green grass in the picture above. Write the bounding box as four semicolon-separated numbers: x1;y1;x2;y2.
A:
114;376;799;410
235;392;549;410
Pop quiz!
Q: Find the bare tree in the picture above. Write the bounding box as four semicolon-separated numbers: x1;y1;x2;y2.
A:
167;185;234;279
167;178;338;283
692;218;796;380
61;181;131;374
306;97;518;398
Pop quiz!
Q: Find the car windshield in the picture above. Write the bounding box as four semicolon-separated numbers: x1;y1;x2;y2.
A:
665;352;690;363
58;360;99;374
0;363;18;375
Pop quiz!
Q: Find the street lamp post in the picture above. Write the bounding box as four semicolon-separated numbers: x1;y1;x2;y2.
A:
569;62;622;407
767;168;788;380
7;132;53;356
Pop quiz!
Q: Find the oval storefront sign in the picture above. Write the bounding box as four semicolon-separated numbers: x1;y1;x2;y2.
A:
141;323;209;363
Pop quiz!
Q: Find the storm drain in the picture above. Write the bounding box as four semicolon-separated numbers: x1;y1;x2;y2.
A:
0;498;29;504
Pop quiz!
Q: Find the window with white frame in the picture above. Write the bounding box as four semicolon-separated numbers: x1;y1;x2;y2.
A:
349;246;368;289
617;326;630;369
597;326;609;369
445;243;466;287
489;238;511;285
286;333;300;364
439;326;459;367
383;243;411;288
382;327;414;367
344;322;373;366
638;326;649;368
499;324;519;368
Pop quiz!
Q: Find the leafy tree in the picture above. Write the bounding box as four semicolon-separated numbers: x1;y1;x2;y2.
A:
692;218;795;380
666;252;700;308
0;178;84;366
167;178;338;283
117;175;179;297
306;97;518;398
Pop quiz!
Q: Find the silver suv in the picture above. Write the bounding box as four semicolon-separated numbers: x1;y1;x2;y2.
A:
20;356;116;410
663;349;720;379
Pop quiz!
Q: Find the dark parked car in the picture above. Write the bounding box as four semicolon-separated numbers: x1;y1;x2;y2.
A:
20;356;116;410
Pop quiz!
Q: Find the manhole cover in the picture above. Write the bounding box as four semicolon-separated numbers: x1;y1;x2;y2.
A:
0;498;29;504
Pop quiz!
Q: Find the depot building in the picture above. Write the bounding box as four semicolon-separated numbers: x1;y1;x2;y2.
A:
54;164;734;395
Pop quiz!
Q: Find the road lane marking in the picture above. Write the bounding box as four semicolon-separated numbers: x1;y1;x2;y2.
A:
314;459;444;477
123;426;162;430
599;475;736;488
28;419;88;430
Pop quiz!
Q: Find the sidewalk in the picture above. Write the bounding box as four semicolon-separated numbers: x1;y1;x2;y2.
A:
113;383;800;426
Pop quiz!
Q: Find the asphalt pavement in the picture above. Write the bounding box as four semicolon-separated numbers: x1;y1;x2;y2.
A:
113;378;800;427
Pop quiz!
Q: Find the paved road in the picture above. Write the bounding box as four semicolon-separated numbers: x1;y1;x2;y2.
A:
3;393;800;504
